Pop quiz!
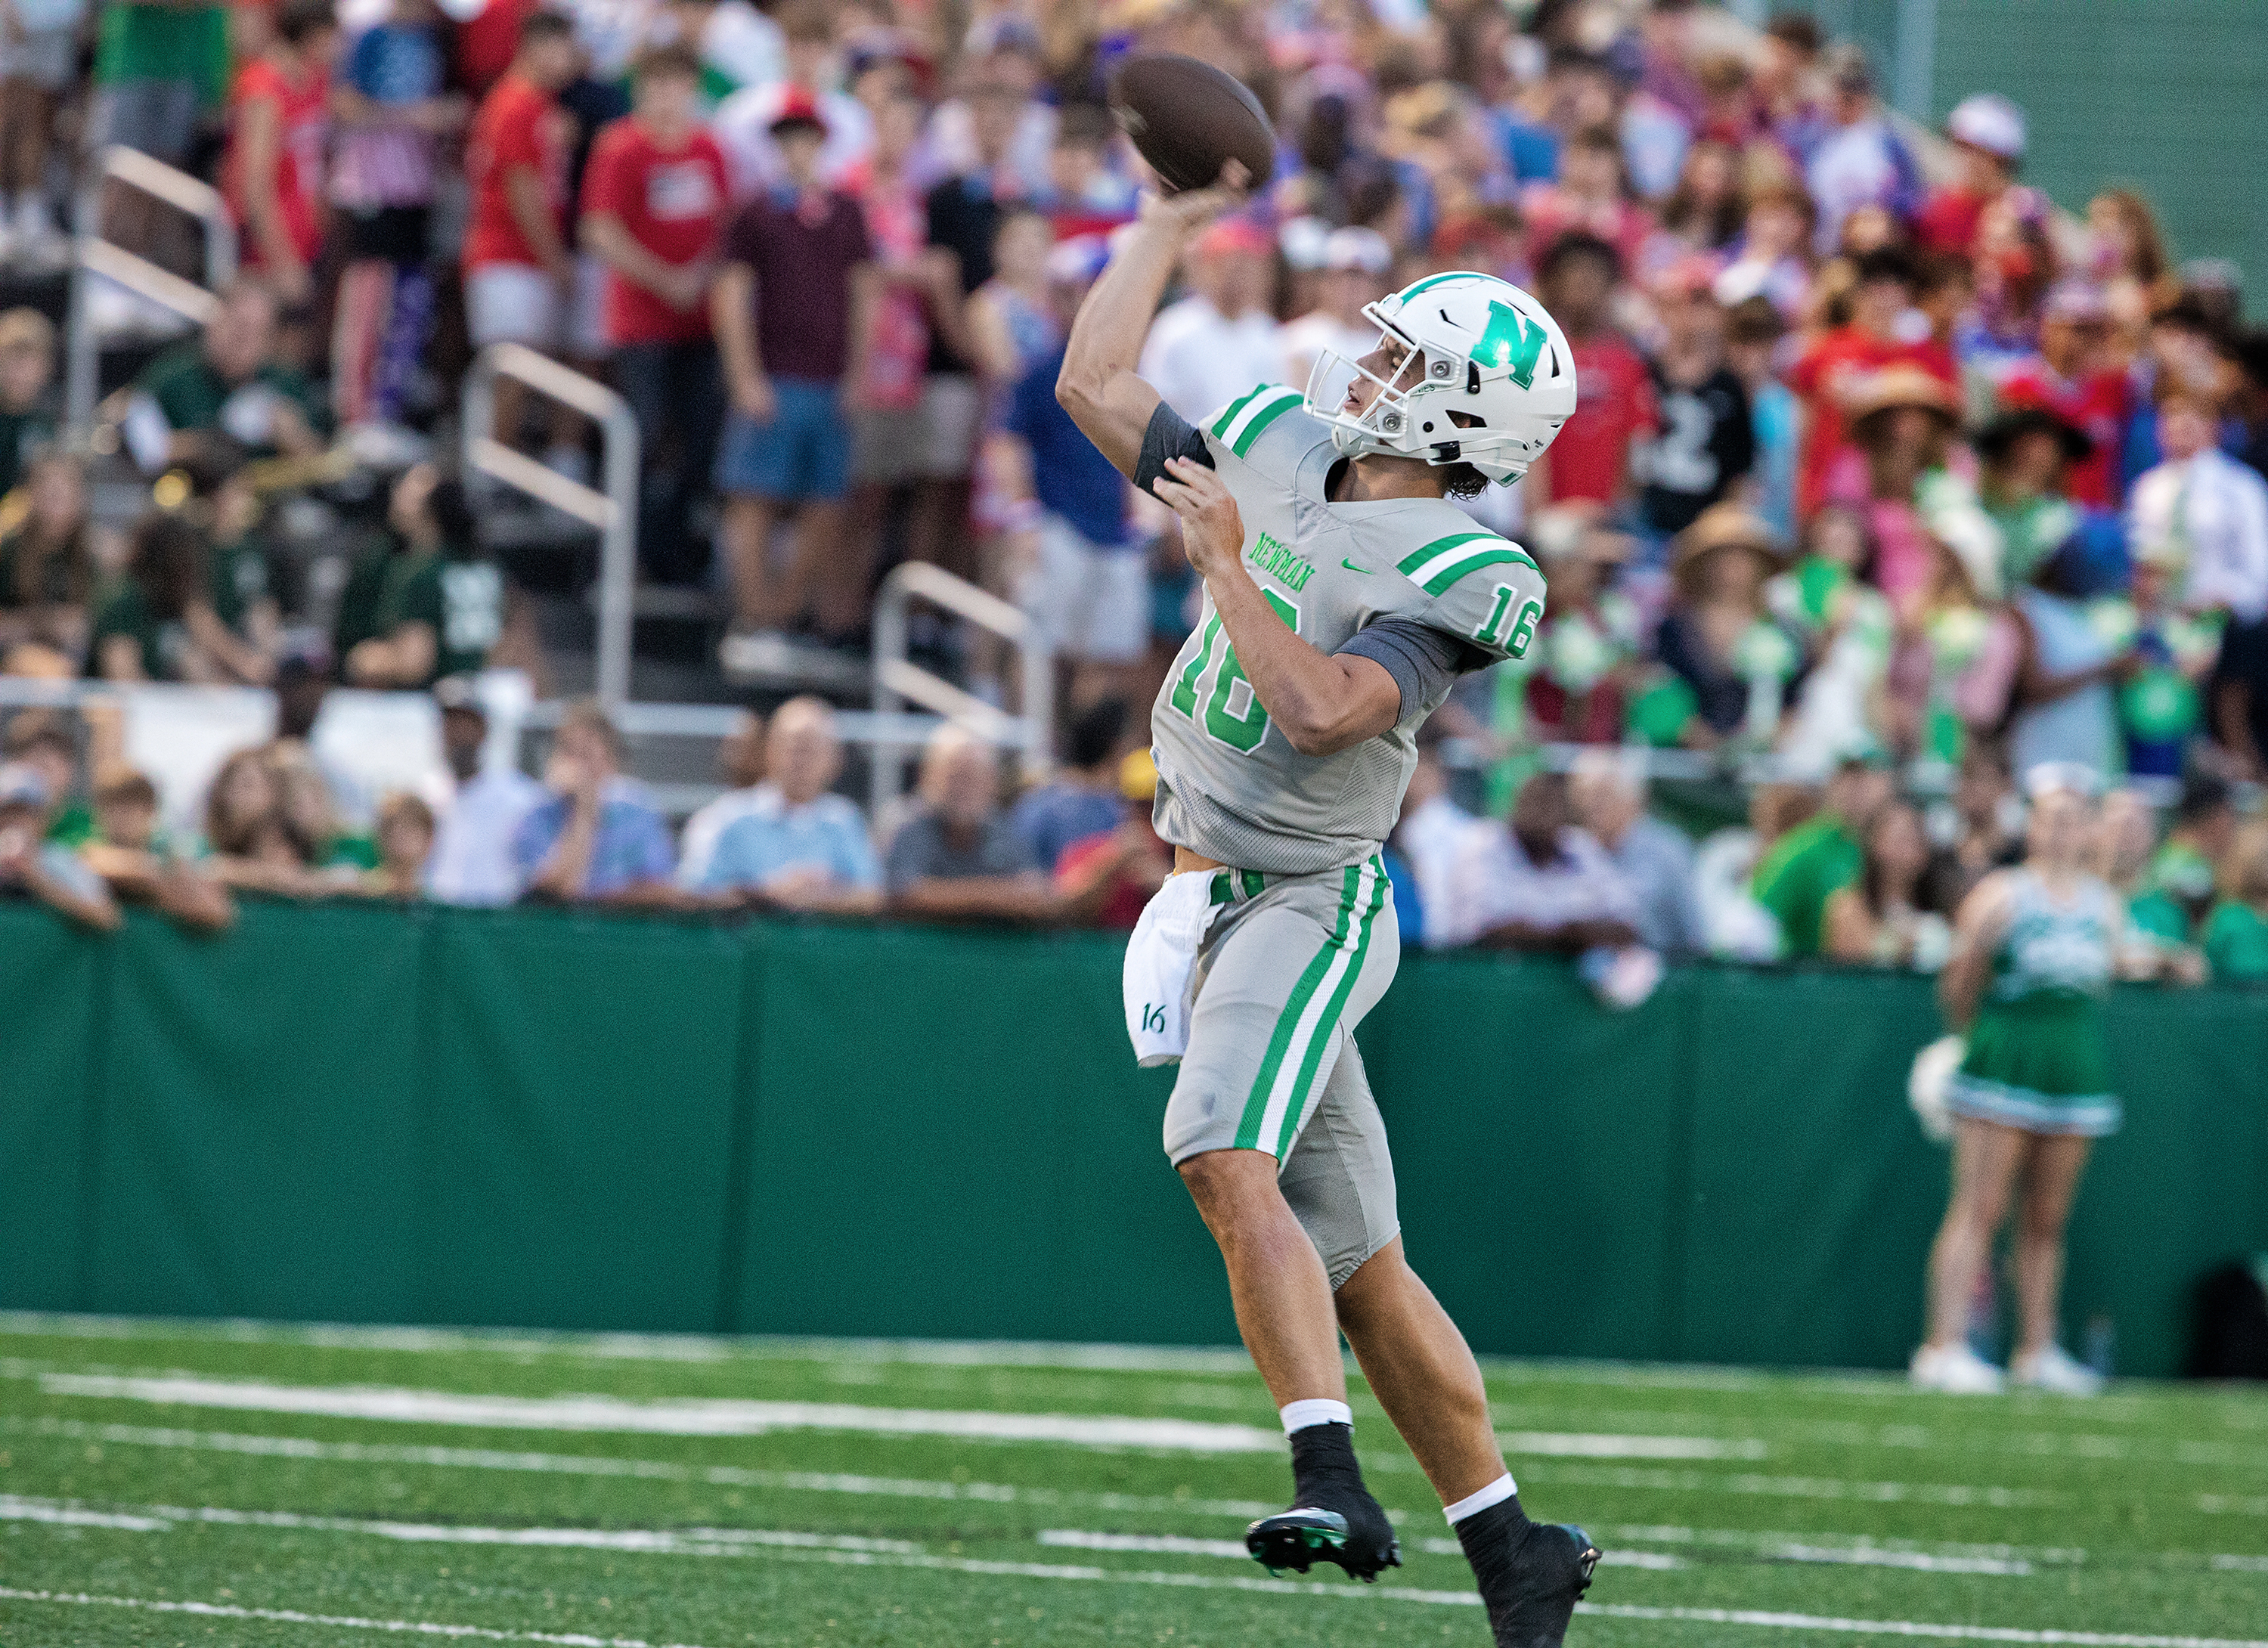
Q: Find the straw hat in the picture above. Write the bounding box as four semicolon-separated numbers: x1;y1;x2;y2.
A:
1671;503;1786;584
1845;364;1959;430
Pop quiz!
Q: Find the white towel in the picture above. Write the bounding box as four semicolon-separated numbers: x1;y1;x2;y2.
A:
1123;869;1222;1067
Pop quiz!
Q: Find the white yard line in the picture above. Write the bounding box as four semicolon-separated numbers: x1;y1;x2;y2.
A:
1501;1430;1768;1460
1582;1605;2268;1646
1593;1522;2088;1571
0;1415;1288;1517
0;1494;916;1556
36;1371;1278;1452
10;1544;2268;1647
0;1313;1262;1374
19;1414;2255;1572
0;1586;714;1646
1494;1458;2074;1508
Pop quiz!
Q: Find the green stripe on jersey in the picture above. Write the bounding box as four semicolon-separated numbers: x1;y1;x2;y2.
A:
1230;391;1303;457
1209;387;1266;438
1396;530;1539;595
1235;865;1362;1151
1273;858;1389;1156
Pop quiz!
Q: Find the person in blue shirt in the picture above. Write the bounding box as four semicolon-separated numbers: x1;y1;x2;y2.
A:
699;695;881;912
1002;235;1145;705
1008;696;1128;875
514;701;676;904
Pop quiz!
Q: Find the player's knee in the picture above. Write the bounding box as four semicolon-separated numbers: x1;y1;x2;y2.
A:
1176;1148;1283;1220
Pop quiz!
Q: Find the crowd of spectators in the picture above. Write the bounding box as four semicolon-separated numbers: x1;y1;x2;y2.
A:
2;0;2268;998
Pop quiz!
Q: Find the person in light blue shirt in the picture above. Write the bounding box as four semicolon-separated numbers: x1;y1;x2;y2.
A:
699;696;880;912
513;701;675;903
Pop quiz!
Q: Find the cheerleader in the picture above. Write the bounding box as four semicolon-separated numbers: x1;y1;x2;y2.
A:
1913;764;2118;1396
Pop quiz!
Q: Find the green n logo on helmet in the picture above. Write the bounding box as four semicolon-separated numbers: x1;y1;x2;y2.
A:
1475;300;1546;391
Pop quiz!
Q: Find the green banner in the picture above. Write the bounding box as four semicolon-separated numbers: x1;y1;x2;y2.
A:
2;903;2263;1376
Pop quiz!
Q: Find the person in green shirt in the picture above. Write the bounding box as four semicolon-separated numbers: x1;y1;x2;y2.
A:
2144;773;2237;937
0;308;57;502
123;280;327;473
2;709;92;847
2201;826;2268;982
0;449;94;669
185;453;285;664
1975;407;2086;590
1751;748;1895;959
345;461;541;690
88;508;268;683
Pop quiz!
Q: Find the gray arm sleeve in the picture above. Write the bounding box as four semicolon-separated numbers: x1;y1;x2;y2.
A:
1336;617;1489;720
1135;400;1213;497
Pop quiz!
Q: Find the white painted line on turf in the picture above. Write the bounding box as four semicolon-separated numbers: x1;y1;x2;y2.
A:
1500;1459;2073;1508
662;1544;2268;1644
1039;1529;1253;1560
37;1372;1278;1452
11;1536;2268;1646
2200;1494;2268;1516
0;1585;714;1646
1582;1604;2268;1646
1501;1430;1768;1460
0;1415;1290;1518
0;1312;1263;1374
1596;1522;2089;1571
0;1493;919;1556
0;1495;172;1532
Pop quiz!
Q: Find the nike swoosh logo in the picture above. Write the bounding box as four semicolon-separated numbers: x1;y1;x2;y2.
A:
1341;559;1372;573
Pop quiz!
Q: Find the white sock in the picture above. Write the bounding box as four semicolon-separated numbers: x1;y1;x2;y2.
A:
1442;1472;1518;1526
1278;1398;1352;1435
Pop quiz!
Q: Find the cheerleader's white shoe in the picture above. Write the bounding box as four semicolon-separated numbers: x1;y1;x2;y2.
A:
1910;1342;2006;1394
2011;1344;2104;1396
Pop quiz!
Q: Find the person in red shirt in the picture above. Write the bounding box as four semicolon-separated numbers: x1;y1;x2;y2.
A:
711;90;877;652
1786;246;1954;519
453;0;538;100
1915;93;2025;259
1997;280;2133;510
463;11;580;457
223;0;339;306
1527;234;1656;510
579;44;730;582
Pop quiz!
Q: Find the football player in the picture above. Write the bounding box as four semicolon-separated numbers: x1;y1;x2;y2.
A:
1057;175;1601;1647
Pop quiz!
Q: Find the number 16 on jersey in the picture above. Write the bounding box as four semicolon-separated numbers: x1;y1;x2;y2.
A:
1170;588;1300;754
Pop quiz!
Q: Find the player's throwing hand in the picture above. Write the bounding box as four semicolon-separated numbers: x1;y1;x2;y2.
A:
1151;454;1246;578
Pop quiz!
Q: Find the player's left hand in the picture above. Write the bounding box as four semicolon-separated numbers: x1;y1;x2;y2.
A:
1152;456;1244;580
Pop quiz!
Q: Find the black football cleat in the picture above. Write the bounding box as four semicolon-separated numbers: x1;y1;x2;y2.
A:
1245;1506;1402;1581
1483;1522;1601;1648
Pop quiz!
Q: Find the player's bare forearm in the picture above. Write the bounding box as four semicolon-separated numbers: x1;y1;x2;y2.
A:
1153;455;1399;757
1207;557;1398;755
1056;181;1244;479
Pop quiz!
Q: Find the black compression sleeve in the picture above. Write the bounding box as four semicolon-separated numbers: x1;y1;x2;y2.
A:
1135;400;1214;497
1336;617;1489;720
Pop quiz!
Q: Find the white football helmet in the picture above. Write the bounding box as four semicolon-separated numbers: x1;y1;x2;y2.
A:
1303;270;1577;485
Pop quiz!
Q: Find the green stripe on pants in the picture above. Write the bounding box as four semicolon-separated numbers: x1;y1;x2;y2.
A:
1234;864;1361;1152
1272;859;1389;1157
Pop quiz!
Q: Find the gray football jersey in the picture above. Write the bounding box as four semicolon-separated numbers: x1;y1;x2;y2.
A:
1151;383;1549;875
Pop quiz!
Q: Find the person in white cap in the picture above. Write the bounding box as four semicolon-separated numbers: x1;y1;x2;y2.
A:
1919;92;2025;258
1279;227;1394;412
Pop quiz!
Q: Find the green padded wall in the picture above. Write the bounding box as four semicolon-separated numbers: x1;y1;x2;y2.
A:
2;903;2263;1376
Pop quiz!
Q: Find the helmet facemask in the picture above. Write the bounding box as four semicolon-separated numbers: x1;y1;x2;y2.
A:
1303;305;1534;485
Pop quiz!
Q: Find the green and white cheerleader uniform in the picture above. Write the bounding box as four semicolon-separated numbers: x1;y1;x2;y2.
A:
1944;869;2121;1138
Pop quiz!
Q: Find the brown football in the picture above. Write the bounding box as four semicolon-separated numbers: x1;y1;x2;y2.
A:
1109;54;1276;196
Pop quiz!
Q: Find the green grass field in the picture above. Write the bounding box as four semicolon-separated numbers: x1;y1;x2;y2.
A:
1;1313;2263;1646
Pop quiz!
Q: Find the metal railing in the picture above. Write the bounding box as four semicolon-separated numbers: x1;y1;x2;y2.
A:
460;343;640;711
870;561;1052;817
67;146;239;435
